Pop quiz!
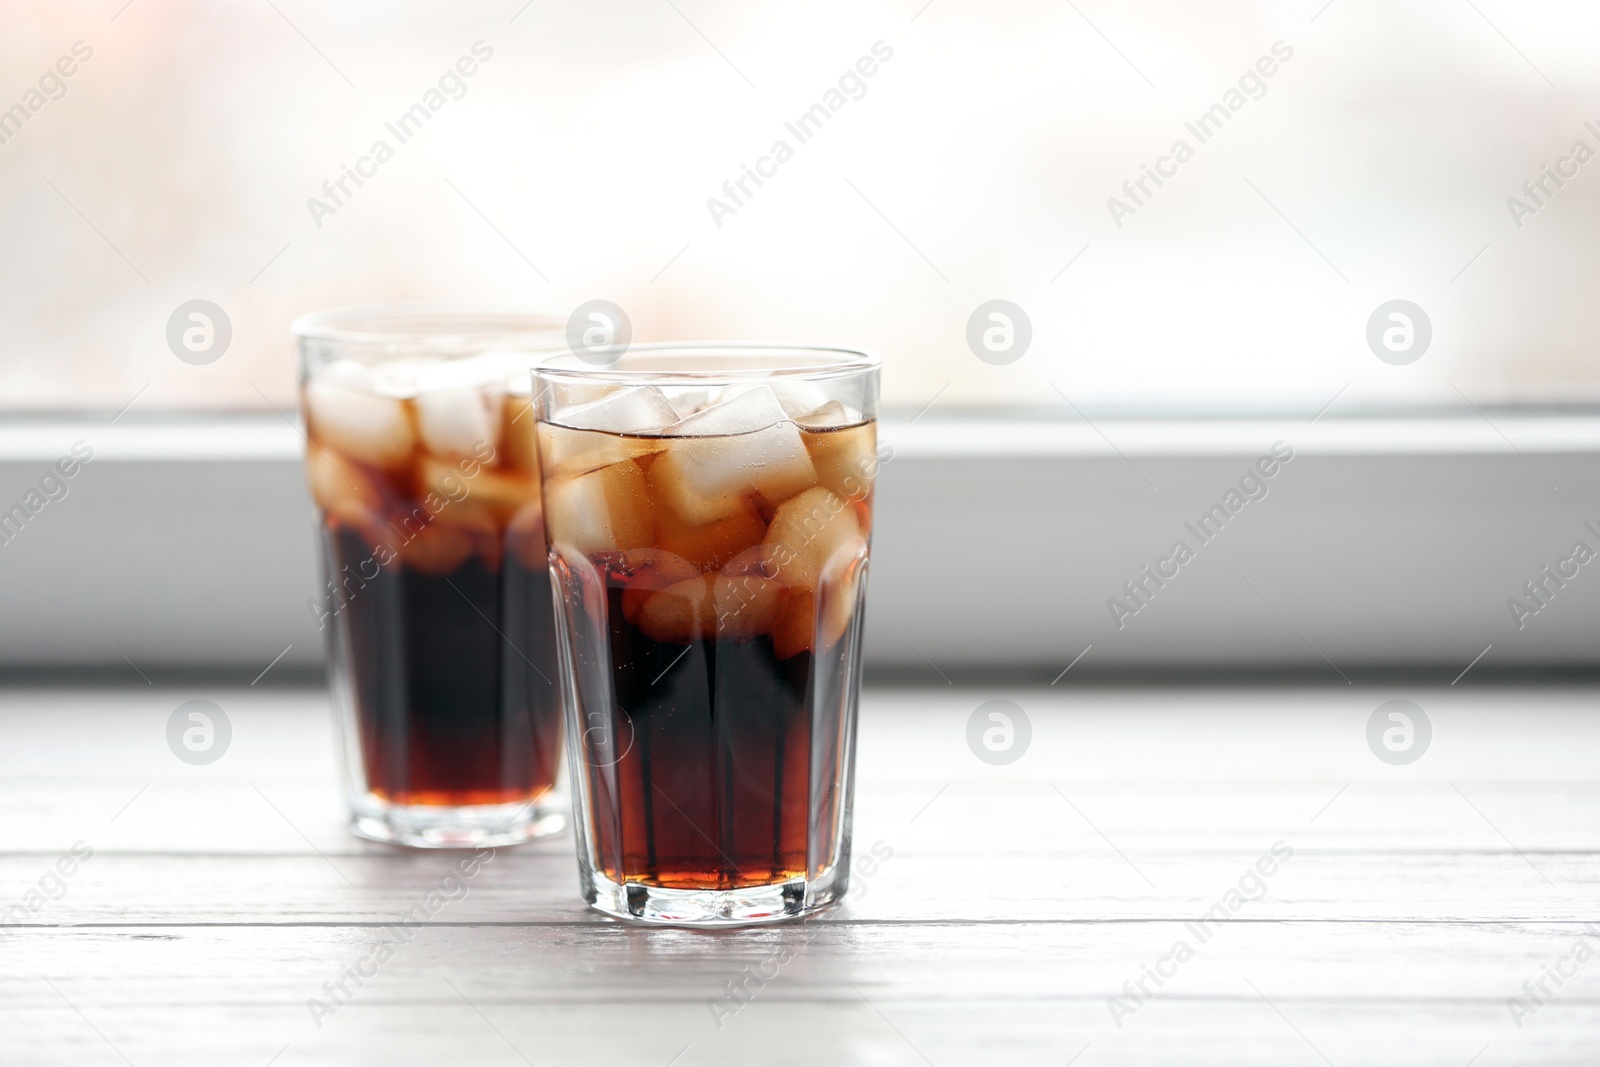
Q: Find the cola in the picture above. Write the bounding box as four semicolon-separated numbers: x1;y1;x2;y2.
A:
301;354;564;840
538;371;879;918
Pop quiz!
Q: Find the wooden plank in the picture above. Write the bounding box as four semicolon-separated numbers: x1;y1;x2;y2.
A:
0;683;1595;1065
5;999;1593;1067
2;686;1596;854
4;685;1598;785
1;924;1597;1065
7;920;1600;1000
0;849;1596;925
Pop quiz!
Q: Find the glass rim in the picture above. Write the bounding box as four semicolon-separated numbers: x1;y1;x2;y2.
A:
533;343;881;387
291;302;566;347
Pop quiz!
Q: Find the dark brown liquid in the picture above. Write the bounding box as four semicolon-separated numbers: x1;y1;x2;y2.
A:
326;523;563;807
569;564;859;891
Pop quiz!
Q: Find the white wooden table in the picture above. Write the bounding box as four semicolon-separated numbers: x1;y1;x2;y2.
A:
1;683;1596;1065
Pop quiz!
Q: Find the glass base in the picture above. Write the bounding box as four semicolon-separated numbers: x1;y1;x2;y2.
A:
583;867;846;927
349;796;566;849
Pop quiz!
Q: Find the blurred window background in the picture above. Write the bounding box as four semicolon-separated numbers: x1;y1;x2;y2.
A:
1;0;1597;415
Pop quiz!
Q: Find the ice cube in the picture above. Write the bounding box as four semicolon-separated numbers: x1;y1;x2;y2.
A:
656;496;768;571
465;466;537;524
637;574;714;644
762;486;867;654
314;358;396;398
304;374;416;469
412;351;520;392
414;387;502;460
719;544;777;579
761;486;866;590
418;456;534;526
667;387;716;419
713;573;783;638
416;455;472;506
763;380;834;421
616;549;701;625
396;518;482;575
674;384;789;436
556;382;618;408
361;357;431;398
650;419;817;525
771;589;814;660
804;421;877;502
558;386;679;435
795;400;864;429
636;569;797;643
769;561;861;659
538;424;664;479
817;558;863;649
544;459;654;557
306;445;385;531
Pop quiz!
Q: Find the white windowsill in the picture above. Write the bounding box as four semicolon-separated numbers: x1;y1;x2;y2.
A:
0;411;1596;675
3;411;1599;463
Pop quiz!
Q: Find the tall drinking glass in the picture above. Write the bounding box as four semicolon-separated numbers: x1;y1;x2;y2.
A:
293;305;567;847
535;345;881;924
